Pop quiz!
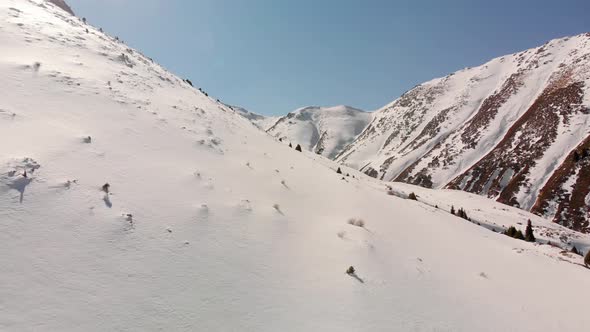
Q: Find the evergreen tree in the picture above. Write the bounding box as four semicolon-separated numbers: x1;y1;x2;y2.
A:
336;167;342;174
456;207;469;220
295;144;302;152
524;219;535;242
450;206;456;215
514;230;525;241
289;142;292;148
504;226;517;238
408;192;418;201
585;250;590;267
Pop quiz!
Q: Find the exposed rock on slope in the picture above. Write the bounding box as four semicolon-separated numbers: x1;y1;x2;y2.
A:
48;0;74;15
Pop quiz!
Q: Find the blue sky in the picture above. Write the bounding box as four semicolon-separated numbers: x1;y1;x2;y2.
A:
68;0;590;115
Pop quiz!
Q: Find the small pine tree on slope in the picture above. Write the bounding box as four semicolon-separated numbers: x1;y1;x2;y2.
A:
524;219;535;242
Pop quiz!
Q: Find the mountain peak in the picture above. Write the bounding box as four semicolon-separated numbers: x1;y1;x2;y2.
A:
266;105;371;158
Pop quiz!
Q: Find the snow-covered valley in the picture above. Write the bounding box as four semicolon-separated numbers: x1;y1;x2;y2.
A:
1;1;590;331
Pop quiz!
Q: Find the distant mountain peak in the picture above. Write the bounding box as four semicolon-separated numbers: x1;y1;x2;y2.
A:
266;105;372;159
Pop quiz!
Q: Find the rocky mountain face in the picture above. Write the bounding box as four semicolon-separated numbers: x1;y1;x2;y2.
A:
337;33;590;233
48;0;74;16
266;105;372;159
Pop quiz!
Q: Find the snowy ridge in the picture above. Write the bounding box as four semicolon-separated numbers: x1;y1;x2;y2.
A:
225;103;279;130
1;1;590;331
267;105;372;159
338;33;590;233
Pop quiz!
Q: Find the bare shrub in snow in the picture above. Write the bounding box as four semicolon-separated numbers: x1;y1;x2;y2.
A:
273;204;283;214
348;218;365;228
33;62;41;72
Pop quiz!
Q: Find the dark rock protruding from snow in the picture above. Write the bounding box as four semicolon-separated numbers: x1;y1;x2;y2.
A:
48;0;75;16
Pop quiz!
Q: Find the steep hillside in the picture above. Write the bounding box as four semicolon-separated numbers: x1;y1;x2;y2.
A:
267;105;372;159
2;1;590;331
338;34;590;233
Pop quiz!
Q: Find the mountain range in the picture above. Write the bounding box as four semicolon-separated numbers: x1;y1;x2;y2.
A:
239;34;590;233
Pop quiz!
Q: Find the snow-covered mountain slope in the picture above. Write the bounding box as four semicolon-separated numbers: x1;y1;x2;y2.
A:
2;1;590;331
225;104;279;130
337;34;590;233
267;105;372;159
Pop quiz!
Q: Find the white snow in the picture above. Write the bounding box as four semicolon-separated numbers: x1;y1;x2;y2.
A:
267;105;372;159
1;1;590;331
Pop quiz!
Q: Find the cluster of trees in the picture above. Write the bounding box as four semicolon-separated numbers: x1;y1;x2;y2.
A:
504;220;535;242
450;206;469;221
504;226;525;240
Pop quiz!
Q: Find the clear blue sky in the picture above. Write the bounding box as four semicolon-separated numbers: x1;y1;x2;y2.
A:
68;0;590;115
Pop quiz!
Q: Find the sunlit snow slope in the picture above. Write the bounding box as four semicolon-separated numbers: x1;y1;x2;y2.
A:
1;1;590;331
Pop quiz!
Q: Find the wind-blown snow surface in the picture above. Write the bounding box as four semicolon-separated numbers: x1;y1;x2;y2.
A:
1;1;590;331
267;105;372;158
